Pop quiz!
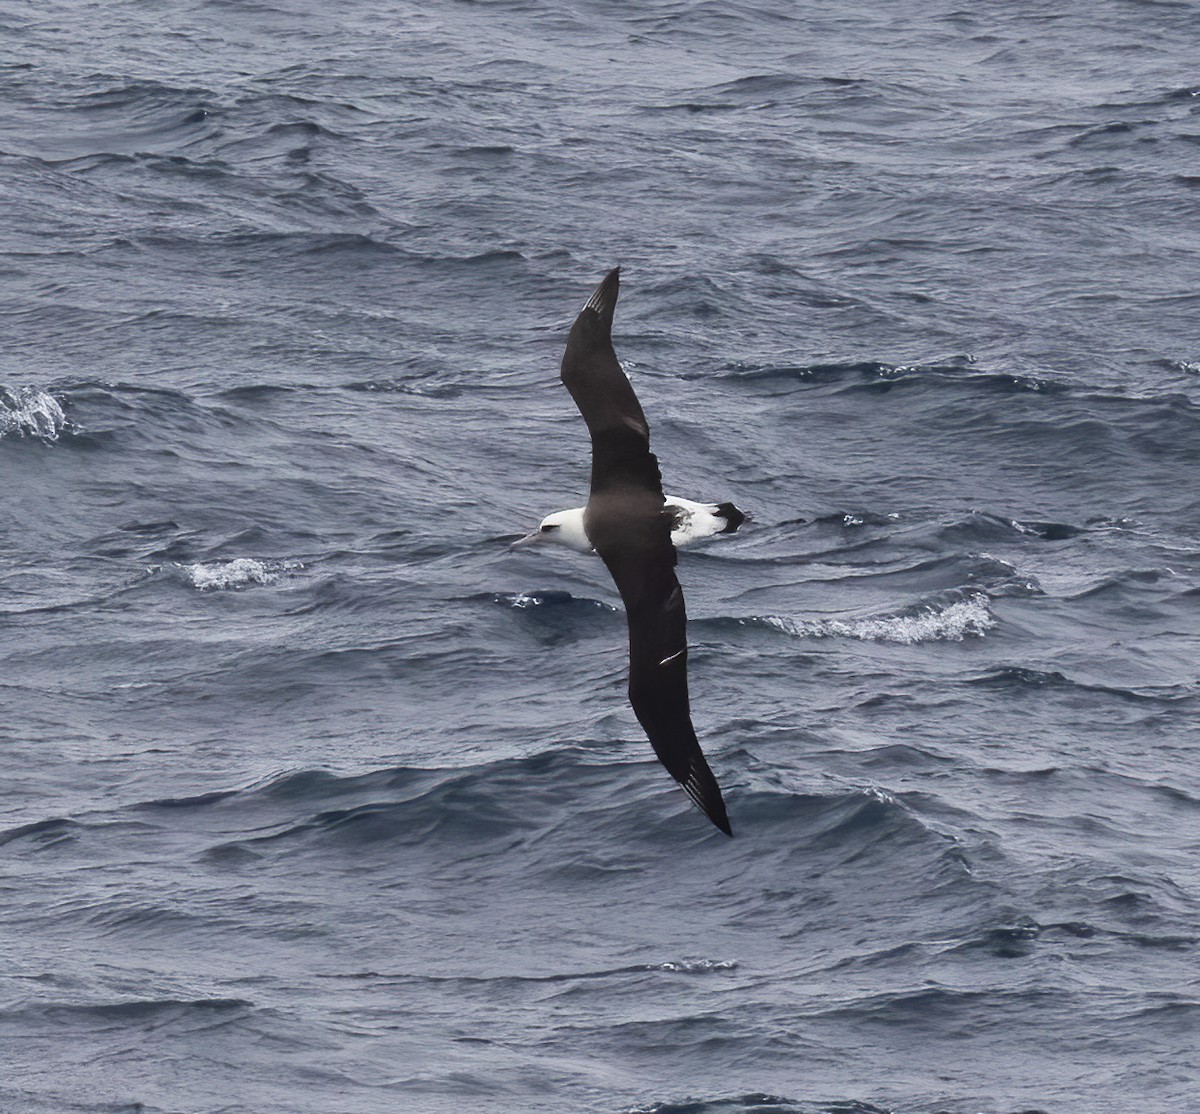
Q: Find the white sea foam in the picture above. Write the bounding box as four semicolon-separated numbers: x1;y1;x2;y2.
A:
495;590;615;611
177;558;301;591
0;385;68;441
655;958;737;973
763;593;996;644
508;591;544;609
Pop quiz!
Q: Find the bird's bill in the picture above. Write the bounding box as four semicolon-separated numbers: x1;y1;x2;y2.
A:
508;531;544;550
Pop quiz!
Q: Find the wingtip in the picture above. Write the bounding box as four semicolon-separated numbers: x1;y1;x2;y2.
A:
582;266;621;324
709;801;734;838
682;761;733;837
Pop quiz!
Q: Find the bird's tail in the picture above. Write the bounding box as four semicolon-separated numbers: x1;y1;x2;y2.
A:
715;501;747;534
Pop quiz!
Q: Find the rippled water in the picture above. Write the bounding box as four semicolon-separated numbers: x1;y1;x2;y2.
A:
3;2;1199;1112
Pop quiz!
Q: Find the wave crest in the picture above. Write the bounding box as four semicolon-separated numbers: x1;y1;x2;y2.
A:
173;558;302;591
490;590;616;612
0;385;68;441
760;593;995;644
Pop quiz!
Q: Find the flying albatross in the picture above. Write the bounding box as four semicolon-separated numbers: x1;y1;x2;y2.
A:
515;497;745;554
526;267;734;836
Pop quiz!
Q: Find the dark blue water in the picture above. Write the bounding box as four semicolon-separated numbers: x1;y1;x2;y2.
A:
3;2;1199;1111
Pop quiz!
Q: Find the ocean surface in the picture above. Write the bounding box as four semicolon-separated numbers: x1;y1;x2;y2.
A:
2;2;1199;1111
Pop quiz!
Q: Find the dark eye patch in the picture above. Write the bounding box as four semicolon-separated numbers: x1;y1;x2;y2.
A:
541;523;560;532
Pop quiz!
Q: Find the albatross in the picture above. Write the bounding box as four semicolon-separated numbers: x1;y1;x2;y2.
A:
515;497;745;554
525;267;734;836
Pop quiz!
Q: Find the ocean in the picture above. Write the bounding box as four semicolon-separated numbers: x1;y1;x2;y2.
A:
2;1;1198;1111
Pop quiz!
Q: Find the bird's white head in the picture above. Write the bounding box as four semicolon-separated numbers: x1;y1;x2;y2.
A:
511;507;593;553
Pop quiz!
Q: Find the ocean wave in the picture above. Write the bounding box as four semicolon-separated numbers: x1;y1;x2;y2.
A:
200;764;550;855
757;593;995;644
71;78;215;111
706;360;1070;397
816;984;1061;1027
211;230;406;257
623;1095;824;1114
171;558;302;591
947;917;1199;960
20;80;217;162
7;997;252;1025
654;958;738;974
967;666;1193;704
792;508;1082;549
0;1091;154;1114
0;385;68;440
484;590;624;647
718;359;1200;417
689;359;889;385
38;380;261;449
489;590;617;612
329;958;739;986
343;374;466;398
1062;567;1186;601
936;511;1085;543
113;749;959;863
626;1099;895;1114
0;816;80;848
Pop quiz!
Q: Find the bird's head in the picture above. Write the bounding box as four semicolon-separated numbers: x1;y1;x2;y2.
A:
509;508;593;553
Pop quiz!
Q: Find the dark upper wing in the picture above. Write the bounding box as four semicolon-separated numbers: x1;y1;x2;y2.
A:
562;268;732;836
594;515;733;837
559;268;663;496
560;267;645;441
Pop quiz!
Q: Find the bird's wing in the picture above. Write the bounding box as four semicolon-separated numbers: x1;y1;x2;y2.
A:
559;268;731;836
598;531;733;837
560;267;663;497
560;267;645;442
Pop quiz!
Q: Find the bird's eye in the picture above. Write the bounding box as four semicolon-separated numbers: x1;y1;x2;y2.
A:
541;523;560;532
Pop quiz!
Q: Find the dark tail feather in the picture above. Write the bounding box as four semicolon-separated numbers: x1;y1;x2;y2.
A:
715;501;746;534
